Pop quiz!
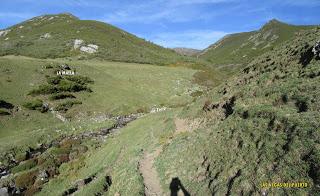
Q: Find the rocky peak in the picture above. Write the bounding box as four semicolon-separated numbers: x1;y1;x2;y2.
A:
261;19;287;31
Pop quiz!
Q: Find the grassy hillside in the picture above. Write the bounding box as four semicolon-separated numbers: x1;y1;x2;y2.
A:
199;19;315;66
0;13;191;65
158;27;320;195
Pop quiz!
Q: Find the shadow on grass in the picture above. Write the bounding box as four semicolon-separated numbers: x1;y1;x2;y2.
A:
170;177;190;196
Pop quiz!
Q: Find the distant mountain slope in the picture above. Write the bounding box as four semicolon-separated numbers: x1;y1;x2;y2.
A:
0;13;184;65
199;19;315;65
172;47;201;56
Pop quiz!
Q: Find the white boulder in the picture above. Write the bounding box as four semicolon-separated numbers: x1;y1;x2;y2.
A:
87;44;99;50
74;39;84;49
80;45;98;54
0;29;11;37
40;33;51;39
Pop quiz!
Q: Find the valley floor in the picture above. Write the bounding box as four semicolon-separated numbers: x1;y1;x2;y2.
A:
0;56;202;195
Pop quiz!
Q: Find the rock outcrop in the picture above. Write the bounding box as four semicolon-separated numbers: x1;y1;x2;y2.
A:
0;30;11;37
73;39;84;49
73;39;98;54
80;45;98;54
312;41;320;58
40;33;51;39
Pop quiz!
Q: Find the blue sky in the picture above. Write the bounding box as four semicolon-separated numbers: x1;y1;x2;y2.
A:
0;0;319;49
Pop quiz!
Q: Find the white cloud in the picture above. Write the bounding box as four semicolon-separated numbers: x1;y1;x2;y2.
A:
280;0;320;6
0;12;36;19
149;30;229;49
167;0;235;6
102;0;237;24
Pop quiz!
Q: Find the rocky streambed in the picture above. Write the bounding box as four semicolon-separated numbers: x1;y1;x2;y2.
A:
0;113;143;195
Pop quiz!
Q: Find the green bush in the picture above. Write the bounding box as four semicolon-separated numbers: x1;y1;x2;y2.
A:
23;99;48;113
23;99;43;110
11;159;37;174
65;75;94;85
47;76;62;85
49;93;76;100
15;169;38;189
0;109;10;116
55;100;82;112
0;99;14;109
57;80;88;92
29;84;58;95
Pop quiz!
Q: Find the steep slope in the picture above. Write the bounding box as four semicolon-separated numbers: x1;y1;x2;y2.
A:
199;19;315;65
0;13;185;65
156;27;320;195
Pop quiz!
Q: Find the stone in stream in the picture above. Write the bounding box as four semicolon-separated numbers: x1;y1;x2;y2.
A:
0;188;9;196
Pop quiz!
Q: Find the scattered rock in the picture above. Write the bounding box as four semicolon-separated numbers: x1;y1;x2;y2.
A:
0;29;10;37
73;39;99;54
74;39;84;49
36;170;49;184
80;44;98;54
312;41;320;59
60;64;71;70
40;33;51;39
0;187;9;196
150;107;167;113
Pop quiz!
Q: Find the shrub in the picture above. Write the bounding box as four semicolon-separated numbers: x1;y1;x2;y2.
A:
29;84;58;95
44;64;53;69
55;100;82;112
0;109;10;116
15;152;27;162
49;93;76;100
11;159;37;174
47;76;62;85
0;99;14;109
23;99;48;113
292;95;309;113
65;75;94;85
57;80;88;92
15;169;38;189
23;99;43;110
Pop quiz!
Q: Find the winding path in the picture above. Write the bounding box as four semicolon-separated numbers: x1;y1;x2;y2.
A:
139;148;164;196
138;118;194;196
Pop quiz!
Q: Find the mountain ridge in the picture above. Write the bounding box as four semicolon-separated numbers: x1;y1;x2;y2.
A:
0;13;187;65
199;19;316;65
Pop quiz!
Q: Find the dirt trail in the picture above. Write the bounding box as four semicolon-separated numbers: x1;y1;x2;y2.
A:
139;148;163;196
174;118;190;135
139;117;200;196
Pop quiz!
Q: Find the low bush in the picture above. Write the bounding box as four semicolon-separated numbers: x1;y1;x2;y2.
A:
0;99;14;109
65;75;94;85
23;99;43;110
55;100;82;112
49;93;76;100
28;84;58;95
11;159;37;174
29;82;90;95
57;80;88;92
47;76;62;85
23;99;48;113
0;109;10;116
15;169;38;189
